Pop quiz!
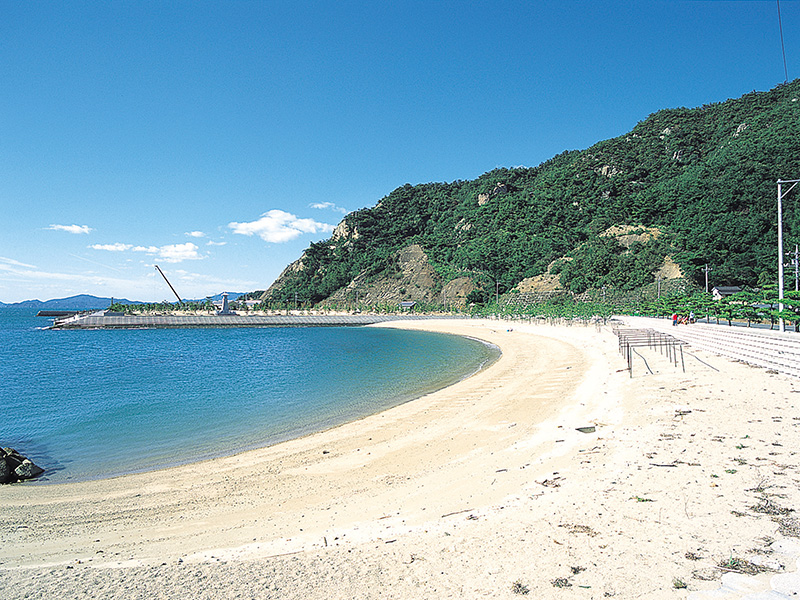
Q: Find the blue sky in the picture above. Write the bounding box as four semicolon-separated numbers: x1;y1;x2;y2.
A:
1;0;797;303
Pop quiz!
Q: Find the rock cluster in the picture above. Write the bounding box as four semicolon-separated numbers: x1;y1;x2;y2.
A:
0;448;44;483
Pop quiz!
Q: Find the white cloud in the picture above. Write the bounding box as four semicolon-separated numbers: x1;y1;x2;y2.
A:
0;256;236;304
0;256;37;269
229;209;335;243
156;242;202;263
167;269;258;290
310;202;348;214
207;240;227;246
91;242;203;263
0;257;134;289
49;224;93;234
186;231;205;238
91;243;132;252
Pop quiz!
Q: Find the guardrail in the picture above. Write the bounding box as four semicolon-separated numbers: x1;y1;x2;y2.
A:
623;317;800;378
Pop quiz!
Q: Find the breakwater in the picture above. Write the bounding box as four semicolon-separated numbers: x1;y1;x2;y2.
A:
48;313;445;330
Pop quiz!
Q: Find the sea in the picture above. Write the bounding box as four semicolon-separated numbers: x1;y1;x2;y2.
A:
0;307;497;484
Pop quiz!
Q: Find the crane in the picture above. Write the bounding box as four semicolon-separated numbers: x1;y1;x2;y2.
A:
154;265;183;305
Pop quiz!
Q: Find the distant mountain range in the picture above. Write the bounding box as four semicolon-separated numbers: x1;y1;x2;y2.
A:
0;295;136;310
0;293;244;310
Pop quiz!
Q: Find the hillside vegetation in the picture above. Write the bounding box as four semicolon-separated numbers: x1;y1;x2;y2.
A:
259;80;800;308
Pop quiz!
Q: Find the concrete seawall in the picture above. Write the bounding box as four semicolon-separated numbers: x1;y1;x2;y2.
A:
48;313;450;330
623;316;800;378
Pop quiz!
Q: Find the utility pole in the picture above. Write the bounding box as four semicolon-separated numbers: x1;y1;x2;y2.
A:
703;264;712;294
778;179;800;332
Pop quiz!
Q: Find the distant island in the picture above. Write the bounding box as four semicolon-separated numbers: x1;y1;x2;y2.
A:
1;295;139;310
1;293;244;311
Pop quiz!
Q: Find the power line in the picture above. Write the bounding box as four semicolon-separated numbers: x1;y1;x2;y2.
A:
778;0;789;83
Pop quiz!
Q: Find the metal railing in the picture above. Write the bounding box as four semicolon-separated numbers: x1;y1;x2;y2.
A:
612;327;686;377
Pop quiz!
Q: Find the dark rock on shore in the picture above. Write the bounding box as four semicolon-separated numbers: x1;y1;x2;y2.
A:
0;448;44;483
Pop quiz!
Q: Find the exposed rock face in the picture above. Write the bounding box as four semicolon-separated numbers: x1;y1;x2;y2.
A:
597;164;622;177
0;448;44;483
597;225;682;279
477;182;511;205
599;224;661;247
655;255;684;280
319;244;475;308
514;272;564;293
441;277;477;307
511;258;570;294
260;220;678;308
331;220;358;242
455;218;473;232
258;256;306;300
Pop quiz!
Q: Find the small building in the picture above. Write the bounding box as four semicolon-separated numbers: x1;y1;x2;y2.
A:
399;301;416;311
711;286;743;300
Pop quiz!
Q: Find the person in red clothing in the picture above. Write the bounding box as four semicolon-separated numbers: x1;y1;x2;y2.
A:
672;312;678;326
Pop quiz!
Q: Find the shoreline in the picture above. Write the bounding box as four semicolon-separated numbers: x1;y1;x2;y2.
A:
26;325;500;486
2;318;799;599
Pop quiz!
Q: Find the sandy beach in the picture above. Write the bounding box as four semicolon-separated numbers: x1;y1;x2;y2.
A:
2;318;799;599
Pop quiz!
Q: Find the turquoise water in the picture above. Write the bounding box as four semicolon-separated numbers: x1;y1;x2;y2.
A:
0;308;496;483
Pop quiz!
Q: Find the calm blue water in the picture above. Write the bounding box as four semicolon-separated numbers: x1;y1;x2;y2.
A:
0;308;496;483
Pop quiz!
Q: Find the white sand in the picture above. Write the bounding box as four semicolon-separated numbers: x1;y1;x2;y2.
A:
1;318;798;599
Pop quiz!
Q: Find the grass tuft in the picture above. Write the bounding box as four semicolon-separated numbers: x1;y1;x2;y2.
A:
511;580;530;595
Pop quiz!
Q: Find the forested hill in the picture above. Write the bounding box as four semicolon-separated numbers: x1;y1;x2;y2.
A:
260;80;800;307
